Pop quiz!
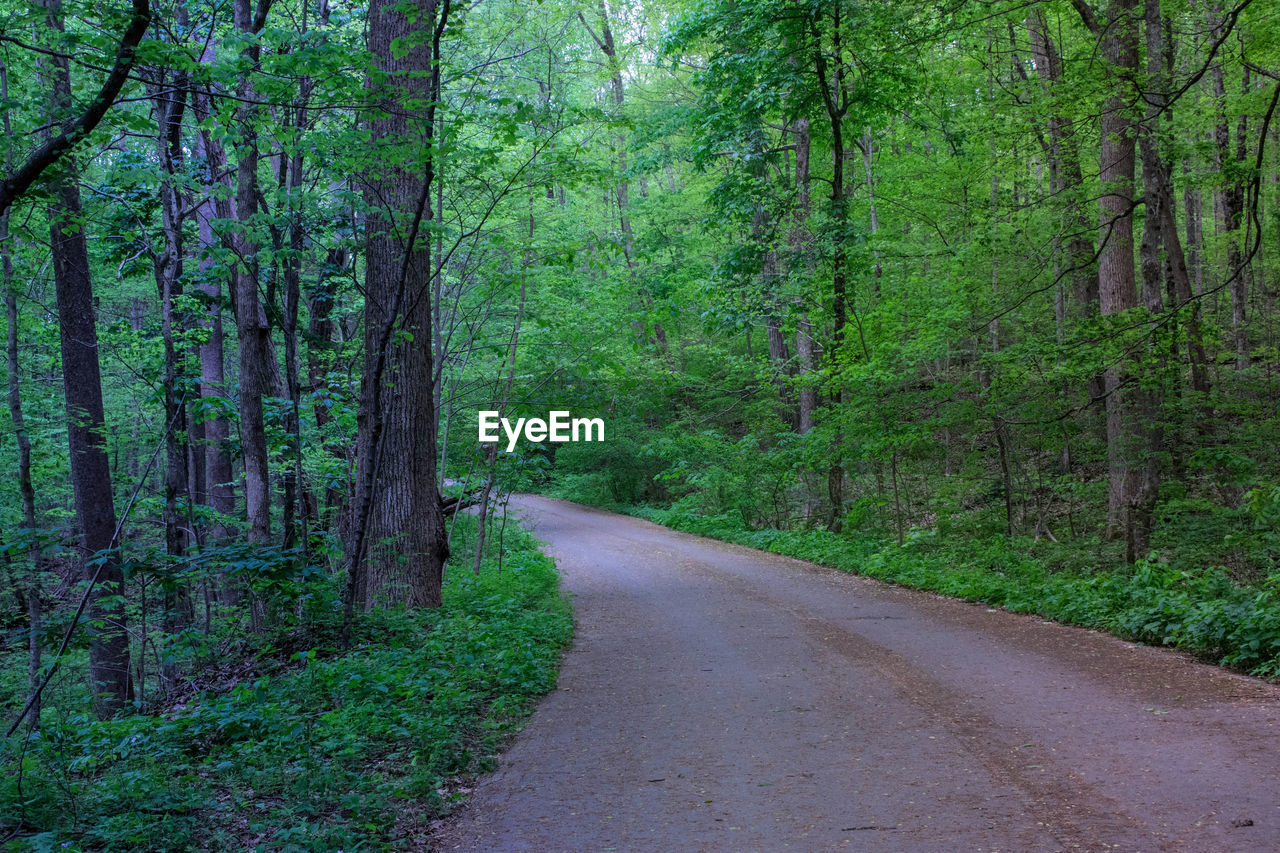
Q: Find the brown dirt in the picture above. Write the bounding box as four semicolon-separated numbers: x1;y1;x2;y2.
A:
431;496;1280;852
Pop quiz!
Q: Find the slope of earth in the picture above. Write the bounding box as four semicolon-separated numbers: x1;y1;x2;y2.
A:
433;495;1280;852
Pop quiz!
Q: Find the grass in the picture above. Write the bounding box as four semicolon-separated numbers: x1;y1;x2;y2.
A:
0;521;572;852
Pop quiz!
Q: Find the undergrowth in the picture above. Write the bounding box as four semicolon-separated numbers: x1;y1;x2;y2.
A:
0;522;571;851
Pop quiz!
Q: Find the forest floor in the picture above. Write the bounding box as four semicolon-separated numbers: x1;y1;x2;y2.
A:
432;495;1280;852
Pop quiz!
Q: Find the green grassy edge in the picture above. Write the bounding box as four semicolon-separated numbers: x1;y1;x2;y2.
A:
1;522;572;852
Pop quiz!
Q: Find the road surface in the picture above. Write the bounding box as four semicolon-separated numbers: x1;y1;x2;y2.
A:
433;496;1280;852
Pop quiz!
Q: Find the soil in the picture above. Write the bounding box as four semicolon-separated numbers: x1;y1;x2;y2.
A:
431;496;1280;852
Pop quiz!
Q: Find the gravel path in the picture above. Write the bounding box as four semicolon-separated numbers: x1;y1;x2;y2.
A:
432;495;1280;852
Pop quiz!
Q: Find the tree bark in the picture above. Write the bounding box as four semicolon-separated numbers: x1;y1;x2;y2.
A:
346;0;451;612
1092;0;1143;547
39;0;130;714
231;0;274;546
1210;5;1251;370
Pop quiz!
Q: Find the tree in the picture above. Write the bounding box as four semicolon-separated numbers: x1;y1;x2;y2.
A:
38;0;132;715
345;0;452;613
230;0;275;546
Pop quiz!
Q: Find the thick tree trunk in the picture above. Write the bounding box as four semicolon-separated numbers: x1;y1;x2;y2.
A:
51;178;132;717
1094;0;1142;548
232;0;274;545
346;0;450;612
40;0;130;716
191;55;238;555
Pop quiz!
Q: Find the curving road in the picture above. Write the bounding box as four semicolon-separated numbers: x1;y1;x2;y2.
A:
433;496;1280;852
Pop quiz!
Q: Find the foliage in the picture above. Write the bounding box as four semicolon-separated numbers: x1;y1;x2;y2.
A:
0;523;571;851
3;0;1280;844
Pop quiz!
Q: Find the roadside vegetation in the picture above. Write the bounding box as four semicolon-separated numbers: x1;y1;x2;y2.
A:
1;519;571;851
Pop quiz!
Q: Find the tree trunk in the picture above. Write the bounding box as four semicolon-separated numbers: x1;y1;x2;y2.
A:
40;0;129;714
346;0;451;612
1211;3;1251;370
232;0;274;545
812;8;849;531
191;51;238;556
1094;0;1142;546
151;60;193;689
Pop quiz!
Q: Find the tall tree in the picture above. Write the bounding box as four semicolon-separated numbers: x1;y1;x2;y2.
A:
191;45;238;559
1077;0;1146;556
39;0;131;715
231;0;275;545
345;0;452;613
811;3;851;530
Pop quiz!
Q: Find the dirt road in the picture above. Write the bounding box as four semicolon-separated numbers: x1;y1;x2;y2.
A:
433;496;1280;852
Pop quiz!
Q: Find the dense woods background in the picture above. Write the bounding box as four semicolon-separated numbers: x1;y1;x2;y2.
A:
3;0;1280;846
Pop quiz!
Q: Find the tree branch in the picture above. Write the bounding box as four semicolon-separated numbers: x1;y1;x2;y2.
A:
0;0;151;216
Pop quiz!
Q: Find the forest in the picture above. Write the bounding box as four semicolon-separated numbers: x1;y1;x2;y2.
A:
2;0;1280;847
